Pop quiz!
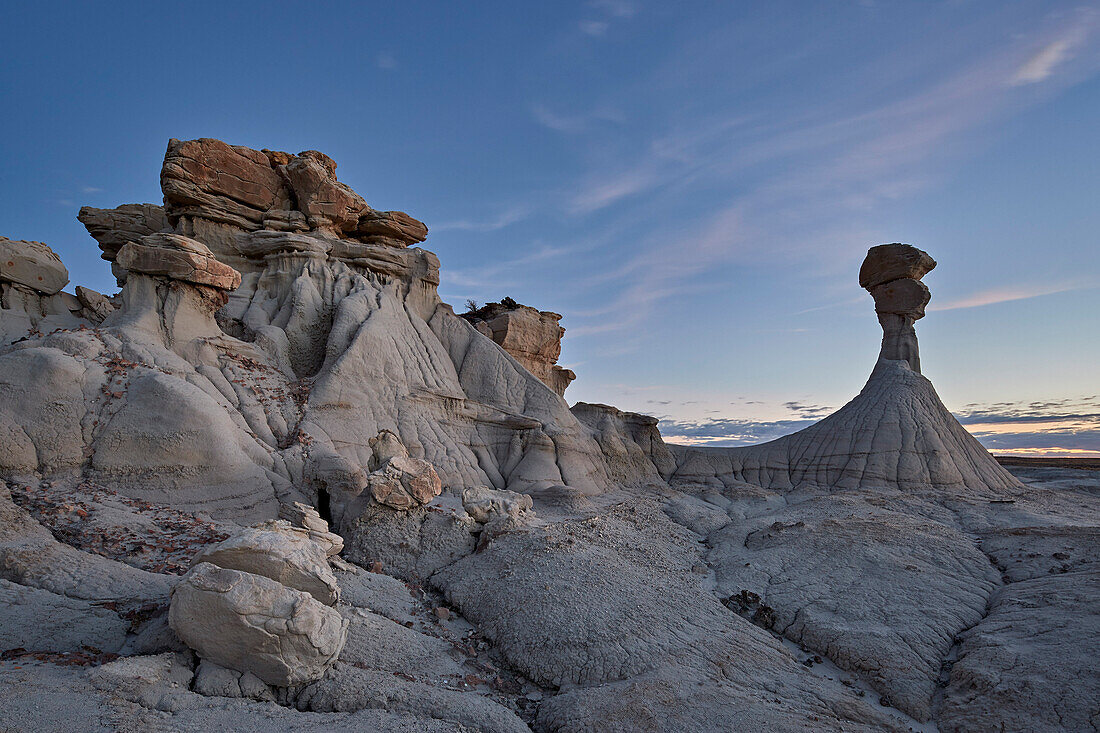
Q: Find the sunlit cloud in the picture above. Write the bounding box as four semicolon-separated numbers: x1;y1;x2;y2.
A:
568;164;662;213
1011;17;1094;85
656;394;1100;457
930;282;1093;311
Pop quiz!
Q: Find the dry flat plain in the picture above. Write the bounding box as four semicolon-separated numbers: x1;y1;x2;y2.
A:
0;139;1096;732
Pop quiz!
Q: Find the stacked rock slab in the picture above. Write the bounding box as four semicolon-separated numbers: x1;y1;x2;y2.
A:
170;513;348;686
461;300;576;397
859;243;936;373
78;203;170;284
160;138;428;245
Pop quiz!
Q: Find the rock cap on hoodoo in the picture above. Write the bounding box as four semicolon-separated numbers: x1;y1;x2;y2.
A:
116;232;242;290
859;243;936;290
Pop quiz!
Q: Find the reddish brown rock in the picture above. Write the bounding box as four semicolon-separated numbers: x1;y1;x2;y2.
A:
277;151;367;232
355;209;429;247
161;138;288;229
368;456;443;510
116;233;242;290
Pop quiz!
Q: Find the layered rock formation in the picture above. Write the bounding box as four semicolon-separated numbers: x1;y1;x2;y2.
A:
0;139;1094;733
461;300;576;396
861;243;936;372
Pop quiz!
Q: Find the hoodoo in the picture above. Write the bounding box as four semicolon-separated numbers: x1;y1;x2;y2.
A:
670;243;1023;494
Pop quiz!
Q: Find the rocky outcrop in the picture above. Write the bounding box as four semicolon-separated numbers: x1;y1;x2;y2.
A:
572;402;676;484
670;243;1021;497
160;137;426;244
461;300;576;396
169;562;347;687
0;238;81;342
0;237;69;295
78;203;170;283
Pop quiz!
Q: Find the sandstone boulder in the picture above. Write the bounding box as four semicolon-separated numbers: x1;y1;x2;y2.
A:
116;233;242;290
74;285;114;323
169;562;347;687
0;237;69;295
858;243;936;289
870;277;930;319
368;456;443;510
461;486;533;524
192;520;340;605
355;209;429;247
277;150;367;232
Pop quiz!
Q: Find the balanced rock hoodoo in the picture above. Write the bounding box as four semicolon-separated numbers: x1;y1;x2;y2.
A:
861;242;937;372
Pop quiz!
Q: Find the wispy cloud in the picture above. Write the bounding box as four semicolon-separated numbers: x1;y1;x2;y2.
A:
441;244;575;293
930;282;1094;311
531;103;625;134
1011;19;1094;85
579;0;636;36
579;20;609;37
81;186;103;194
377;52;397;70
783;401;834;419
433;205;531;232
560;10;1100;338
568;164;661;213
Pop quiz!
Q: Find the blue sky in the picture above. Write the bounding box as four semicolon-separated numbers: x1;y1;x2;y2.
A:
2;1;1098;455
